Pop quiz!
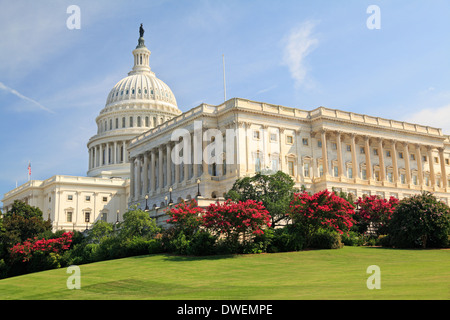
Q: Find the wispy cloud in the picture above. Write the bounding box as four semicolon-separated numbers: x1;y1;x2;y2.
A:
0;82;54;114
282;21;319;89
405;104;450;134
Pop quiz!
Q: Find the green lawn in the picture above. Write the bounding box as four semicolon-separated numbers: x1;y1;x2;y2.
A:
0;246;448;300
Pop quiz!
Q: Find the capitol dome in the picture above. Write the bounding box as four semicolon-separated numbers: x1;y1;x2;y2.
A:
86;26;182;179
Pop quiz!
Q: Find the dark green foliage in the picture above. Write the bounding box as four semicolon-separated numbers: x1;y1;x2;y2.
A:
388;192;450;248
309;229;343;249
225;171;297;228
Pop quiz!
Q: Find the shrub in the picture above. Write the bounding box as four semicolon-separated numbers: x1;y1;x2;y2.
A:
203;199;271;244
268;225;305;253
355;195;399;235
388;192;450;248
289;190;355;247
309;229;343;249
187;231;217;256
165;200;204;238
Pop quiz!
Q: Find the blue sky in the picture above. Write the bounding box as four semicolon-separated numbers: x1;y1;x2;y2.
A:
1;0;450;202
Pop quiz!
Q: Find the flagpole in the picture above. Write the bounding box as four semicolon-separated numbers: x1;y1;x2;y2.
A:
222;54;226;102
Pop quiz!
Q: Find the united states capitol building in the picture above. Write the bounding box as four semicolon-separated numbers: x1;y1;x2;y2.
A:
3;28;450;231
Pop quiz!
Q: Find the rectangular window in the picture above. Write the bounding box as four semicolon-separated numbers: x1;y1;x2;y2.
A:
319;164;324;177
398;152;403;159
362;169;367;180
67;195;73;201
386;150;391;157
333;166;338;177
286;135;293;144
271;159;278;172
67;212;73;223
318;140;322;148
413;175;418;185
255;157;261;172
410;154;415;161
270;133;277;142
423;155;427;162
85;196;91;202
288;161;294;176
400;174;406;184
331;143;337;150
360;147;365;154
302;138;309;146
85;212;90;223
373;148;378;156
253;130;260;140
387;172;393;183
102;197;108;202
435;157;439;163
304;163;310;177
346;145;351;152
348;167;353;179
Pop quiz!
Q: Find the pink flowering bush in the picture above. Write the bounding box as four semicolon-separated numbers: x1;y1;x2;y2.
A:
202;199;271;242
289;190;356;246
165;200;204;236
10;232;73;263
355;195;399;235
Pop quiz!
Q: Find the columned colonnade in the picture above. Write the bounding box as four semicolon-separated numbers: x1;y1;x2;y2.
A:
88;140;128;170
317;129;448;190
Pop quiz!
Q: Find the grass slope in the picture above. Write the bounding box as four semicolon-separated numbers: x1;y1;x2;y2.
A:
0;246;448;300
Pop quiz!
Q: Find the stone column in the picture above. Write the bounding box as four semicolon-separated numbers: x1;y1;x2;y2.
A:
427;147;436;187
403;142;411;185
364;136;372;181
167;143;172;187
130;157;136;200
377;138;386;182
158;146;164;190
136;156;142;198
391;140;398;184
113;141;117;164
143;152;149;196
439;148;447;189
150;149;156;193
415;144;424;186
335;131;343;178
350;134;358;181
99;144;103;166
280;128;286;172
320;130;328;177
123;141;127;163
202;127;209;178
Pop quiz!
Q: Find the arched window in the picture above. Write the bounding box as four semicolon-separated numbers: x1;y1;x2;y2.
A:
115;118;119;129
130;117;133;127
122;117;126;128
145;116;149;127
137;116;142;127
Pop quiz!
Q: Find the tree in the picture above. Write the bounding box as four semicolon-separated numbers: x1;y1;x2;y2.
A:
5;200;45;219
388;192;450;248
119;205;160;240
0;201;51;260
289;189;355;247
225;171;297;228
355;195;399;235
165;200;204;238
203;199;271;244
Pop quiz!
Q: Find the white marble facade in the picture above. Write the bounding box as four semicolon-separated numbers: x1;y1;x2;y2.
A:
3;29;450;232
128;98;450;211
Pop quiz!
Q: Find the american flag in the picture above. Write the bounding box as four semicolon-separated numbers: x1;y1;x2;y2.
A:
28;161;31;176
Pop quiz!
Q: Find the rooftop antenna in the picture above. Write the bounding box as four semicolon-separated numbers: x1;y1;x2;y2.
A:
222;54;227;102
